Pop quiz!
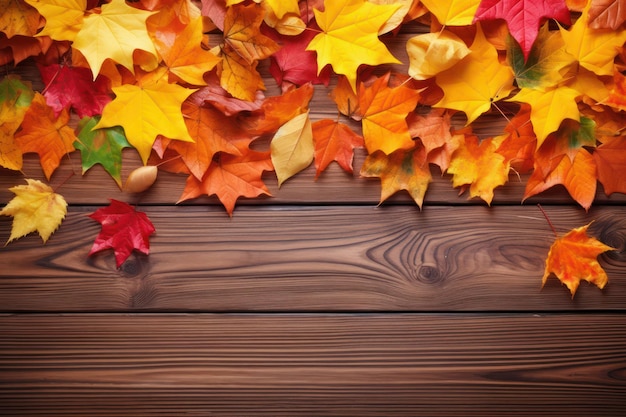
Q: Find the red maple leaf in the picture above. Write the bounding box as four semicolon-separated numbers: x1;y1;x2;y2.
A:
88;199;156;268
38;63;111;118
473;0;571;60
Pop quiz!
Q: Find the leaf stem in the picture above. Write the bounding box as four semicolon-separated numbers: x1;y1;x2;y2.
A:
537;204;558;237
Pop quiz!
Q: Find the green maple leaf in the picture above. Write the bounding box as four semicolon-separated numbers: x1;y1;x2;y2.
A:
75;116;131;188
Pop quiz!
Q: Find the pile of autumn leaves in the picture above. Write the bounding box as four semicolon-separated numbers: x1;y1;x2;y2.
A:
0;0;624;295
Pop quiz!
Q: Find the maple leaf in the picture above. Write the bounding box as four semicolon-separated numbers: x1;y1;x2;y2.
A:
166;99;252;180
23;0;85;41
219;43;265;101
542;222;615;297
559;2;626;76
14;92;77;180
270;110;314;186
507;24;576;90
38;63;111;118
312;119;364;178
1;0;41;38
434;23;515;125
94;74;196;165
359;73;420;154
406;30;471;81
420;0;481;26
0;178;67;244
473;0;571;60
407;108;452;155
88;199;156;268
495;104;537;173
265;22;331;88
154;16;221;86
178;149;273;216
72;0;158;78
593;137;626;196
360;145;432;208
190;72;264;116
605;70;626;112
588;0;626;29
305;0;402;92
524;144;597;210
447;134;510;205
508;85;580;147
223;3;280;65
75;116;131;188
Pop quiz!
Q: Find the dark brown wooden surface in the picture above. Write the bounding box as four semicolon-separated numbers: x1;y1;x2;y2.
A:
2;28;626;416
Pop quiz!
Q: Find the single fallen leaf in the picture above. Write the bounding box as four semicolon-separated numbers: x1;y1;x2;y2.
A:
447;134;510;205
38;63;111;118
359;73;420;154
1;0;41;39
542;222;615;297
14;92;77;180
406;30;471;80
0;178;67;244
94;74;196;165
23;0;85;41
434;23;515;125
73;0;158;78
420;0;481;26
178;149;273;216
508;85;580;147
154;16;220;85
593;137;626;196
270;110;314;186
473;0;571;61
75;116;131;188
360;145;432;208
306;0;401;92
559;2;626;76
312;119;364;178
88;199;156;268
588;0;626;29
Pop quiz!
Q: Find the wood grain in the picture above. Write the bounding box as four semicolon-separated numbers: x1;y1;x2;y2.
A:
1;205;624;312
1;314;625;416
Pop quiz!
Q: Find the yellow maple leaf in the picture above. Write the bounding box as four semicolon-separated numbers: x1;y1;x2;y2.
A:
0;178;67;244
447;134;510;205
508;85;580;147
434;23;514;125
360;146;432;209
219;44;265;101
72;0;157;78
24;0;86;41
94;74;196;165
261;0;305;36
543;222;615;297
223;3;280;65
559;2;626;76
306;0;401;92
270;110;314;187
420;0;481;26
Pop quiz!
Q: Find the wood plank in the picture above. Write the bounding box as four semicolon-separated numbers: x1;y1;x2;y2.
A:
1;205;624;312
1;313;625;416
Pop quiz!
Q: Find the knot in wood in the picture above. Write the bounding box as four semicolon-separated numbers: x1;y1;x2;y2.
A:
416;264;444;285
120;256;143;277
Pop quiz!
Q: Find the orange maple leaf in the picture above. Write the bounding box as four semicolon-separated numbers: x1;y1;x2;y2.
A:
408;108;452;155
13;93;76;179
447;133;510;205
223;3;280;65
360;144;432;208
543;222;615;297
1;0;41;39
178;149;274;216
359;73;420;154
312;119;364;178
593;137;626;196
495;104;537;174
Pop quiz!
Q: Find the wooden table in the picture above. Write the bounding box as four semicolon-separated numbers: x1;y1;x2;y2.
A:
2;30;626;416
